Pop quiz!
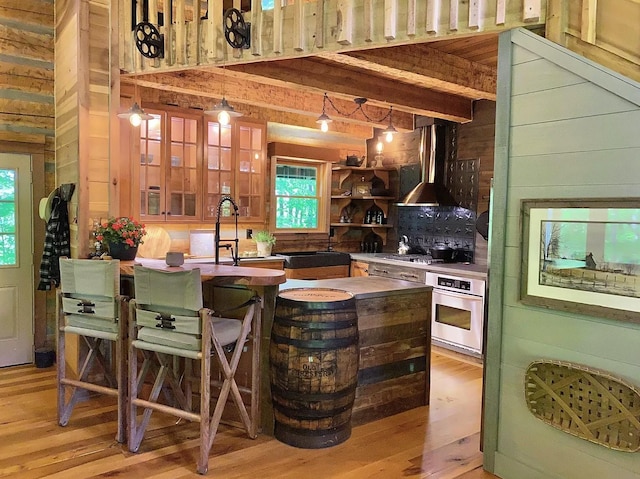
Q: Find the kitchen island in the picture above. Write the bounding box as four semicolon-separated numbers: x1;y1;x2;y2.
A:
279;276;432;427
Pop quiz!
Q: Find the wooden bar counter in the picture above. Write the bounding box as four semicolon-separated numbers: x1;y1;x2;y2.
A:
119;258;286;434
279;277;432;426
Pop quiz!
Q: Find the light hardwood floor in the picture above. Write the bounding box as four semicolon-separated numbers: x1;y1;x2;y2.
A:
0;349;499;478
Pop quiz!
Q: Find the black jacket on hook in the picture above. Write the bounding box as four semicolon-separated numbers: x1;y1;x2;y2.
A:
38;183;75;291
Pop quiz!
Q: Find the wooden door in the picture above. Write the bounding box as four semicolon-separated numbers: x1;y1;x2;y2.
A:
0;153;34;366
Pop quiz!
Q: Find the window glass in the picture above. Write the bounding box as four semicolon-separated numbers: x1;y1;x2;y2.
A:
274;162;322;230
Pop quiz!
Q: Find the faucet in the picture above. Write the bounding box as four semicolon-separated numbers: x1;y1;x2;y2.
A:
215;195;240;266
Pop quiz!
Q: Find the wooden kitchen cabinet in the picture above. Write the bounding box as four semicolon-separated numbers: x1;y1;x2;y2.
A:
330;167;397;246
133;107;266;223
350;260;369;277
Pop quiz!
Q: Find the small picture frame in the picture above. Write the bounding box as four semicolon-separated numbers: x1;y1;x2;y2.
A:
352;182;371;197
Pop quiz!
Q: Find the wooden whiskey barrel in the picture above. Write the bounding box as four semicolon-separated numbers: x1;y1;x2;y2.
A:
270;288;359;449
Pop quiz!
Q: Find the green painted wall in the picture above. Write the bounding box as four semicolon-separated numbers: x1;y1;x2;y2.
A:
485;29;640;479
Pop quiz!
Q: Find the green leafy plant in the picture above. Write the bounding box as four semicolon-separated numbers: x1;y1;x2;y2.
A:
252;230;276;245
96;216;147;249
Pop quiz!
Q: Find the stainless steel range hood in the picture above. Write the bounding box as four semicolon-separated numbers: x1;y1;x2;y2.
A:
397;125;457;207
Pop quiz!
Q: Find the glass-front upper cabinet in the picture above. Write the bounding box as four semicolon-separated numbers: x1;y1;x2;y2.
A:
168;115;200;219
204;117;265;222
135;106;264;223
139;112;164;219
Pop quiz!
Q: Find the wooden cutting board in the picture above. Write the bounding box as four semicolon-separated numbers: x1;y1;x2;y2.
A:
137;225;172;259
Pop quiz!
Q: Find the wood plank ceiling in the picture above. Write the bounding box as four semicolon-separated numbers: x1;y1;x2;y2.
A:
129;34;499;139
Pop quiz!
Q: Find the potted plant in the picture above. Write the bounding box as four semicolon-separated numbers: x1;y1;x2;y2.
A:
252;230;276;257
96;216;147;260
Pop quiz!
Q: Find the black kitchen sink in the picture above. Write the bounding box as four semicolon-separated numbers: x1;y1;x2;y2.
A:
276;251;351;269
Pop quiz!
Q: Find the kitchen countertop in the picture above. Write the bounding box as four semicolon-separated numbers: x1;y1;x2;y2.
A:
349;253;488;281
183;255;283;265
280;276;431;300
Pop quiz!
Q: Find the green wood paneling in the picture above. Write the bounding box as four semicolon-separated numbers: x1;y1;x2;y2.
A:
489;28;640;479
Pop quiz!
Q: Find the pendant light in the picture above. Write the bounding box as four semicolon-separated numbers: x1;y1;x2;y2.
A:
117;81;153;126
205;62;242;125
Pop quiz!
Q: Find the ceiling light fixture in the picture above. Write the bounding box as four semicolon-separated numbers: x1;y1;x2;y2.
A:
117;80;153;127
205;62;242;126
316;93;397;141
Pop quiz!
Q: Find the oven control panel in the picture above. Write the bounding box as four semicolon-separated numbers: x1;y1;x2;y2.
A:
437;277;471;291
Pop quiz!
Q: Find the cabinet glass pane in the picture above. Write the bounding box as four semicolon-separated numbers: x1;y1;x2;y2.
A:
207;122;220;146
171;117;184;142
207;147;219;170
170;144;182;167
220;148;232;171
185;194;196;216
170;193;182;216
148;192;161;215
238;175;250;195
185;118;197;143
140;191;146;215
252;128;262;150
148;166;161;190
220;124;232;147
239;126;251;149
239;150;251;172
208;175;219;194
147;140;161;164
187;169;197;193
148;117;162;140
170;168;183;191
185;144;196;168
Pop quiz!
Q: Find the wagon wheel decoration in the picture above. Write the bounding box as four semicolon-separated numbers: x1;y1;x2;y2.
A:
134;21;164;59
223;8;251;49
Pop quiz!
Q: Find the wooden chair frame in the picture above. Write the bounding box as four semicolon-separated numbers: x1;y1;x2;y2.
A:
128;295;261;475
56;276;128;443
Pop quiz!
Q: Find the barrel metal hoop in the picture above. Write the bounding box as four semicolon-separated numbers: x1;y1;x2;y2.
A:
271;333;359;349
271;384;356;403
275;421;351;438
273;316;358;330
273;401;354;419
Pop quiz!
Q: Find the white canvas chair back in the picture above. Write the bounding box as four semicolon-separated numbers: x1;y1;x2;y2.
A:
56;258;127;443
133;266;206;352
59;259;120;333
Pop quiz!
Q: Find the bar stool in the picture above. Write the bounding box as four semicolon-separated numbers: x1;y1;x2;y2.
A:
57;258;127;442
128;266;261;474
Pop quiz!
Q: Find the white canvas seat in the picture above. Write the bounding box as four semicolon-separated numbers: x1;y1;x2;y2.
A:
57;258;127;443
128;266;261;475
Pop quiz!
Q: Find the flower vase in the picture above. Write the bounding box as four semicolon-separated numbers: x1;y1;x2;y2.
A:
108;242;138;261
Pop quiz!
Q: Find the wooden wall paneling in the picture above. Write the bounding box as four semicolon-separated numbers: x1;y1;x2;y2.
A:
293;0;304;51
407;0;416;36
426;0;439;33
337;0;353;45
163;0;175;65
450;0;459;31
175;0;186;65
522;0;542;21
580;0;597;44
495;0;506;25
273;0;283;53
363;0;373;42
488;28;640;479
251;0;263;55
383;0;397;40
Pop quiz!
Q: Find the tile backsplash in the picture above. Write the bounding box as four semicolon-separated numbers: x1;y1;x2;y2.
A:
398;206;477;262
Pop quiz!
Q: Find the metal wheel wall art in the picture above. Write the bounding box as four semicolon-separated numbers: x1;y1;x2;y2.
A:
223;8;251;49
132;0;165;59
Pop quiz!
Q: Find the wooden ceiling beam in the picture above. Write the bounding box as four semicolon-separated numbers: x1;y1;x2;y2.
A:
132;70;415;130
320;45;497;101
227;58;474;122
133;81;374;139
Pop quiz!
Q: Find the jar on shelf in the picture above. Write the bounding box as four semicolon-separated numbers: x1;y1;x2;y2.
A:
365;204;384;225
361;231;383;253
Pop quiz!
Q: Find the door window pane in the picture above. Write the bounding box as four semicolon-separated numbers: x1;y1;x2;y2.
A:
0;169;17;265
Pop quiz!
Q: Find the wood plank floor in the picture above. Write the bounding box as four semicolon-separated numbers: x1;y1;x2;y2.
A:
0;349;499;478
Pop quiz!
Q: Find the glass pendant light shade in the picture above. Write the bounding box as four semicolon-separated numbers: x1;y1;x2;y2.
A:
205;97;242;126
316;112;332;132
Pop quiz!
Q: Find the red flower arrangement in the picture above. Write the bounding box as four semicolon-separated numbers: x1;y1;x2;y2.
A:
96;217;147;249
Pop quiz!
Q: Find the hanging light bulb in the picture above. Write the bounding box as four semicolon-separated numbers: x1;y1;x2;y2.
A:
383;106;397;142
316;93;332;132
205;97;242;126
117;102;153;127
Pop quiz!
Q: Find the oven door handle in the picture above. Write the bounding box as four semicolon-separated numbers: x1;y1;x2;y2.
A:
432;289;483;302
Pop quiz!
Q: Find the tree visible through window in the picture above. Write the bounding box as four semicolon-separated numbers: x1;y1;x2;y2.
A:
0;169;17;265
275;162;319;229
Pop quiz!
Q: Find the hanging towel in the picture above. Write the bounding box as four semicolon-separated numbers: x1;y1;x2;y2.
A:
38;183;75;291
